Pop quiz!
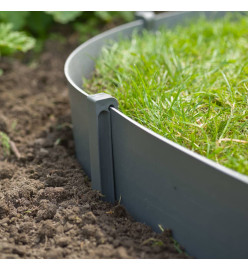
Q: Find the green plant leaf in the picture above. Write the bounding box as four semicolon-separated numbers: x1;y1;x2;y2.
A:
94;11;134;22
0;23;35;55
45;11;82;24
94;11;113;22
26;12;53;36
0;11;29;30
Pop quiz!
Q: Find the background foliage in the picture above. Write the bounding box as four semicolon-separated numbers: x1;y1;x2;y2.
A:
0;11;134;56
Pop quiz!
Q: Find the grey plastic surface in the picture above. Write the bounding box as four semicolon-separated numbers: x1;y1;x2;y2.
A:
135;11;155;30
110;107;248;259
67;84;90;176
87;93;118;203
65;11;248;258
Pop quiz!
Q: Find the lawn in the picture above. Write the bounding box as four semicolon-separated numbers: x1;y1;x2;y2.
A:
85;13;248;175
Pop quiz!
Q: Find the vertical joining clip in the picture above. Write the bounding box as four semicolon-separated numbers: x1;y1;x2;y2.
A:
87;93;118;203
135;11;155;30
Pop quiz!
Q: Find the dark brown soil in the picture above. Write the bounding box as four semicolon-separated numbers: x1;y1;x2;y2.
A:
0;33;188;259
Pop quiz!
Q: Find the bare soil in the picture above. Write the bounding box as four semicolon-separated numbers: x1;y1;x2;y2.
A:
0;33;188;259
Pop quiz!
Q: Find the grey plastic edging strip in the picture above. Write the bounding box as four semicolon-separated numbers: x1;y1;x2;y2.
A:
110;107;248;259
65;11;248;258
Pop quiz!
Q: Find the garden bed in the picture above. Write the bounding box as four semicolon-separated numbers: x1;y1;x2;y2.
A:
0;30;186;258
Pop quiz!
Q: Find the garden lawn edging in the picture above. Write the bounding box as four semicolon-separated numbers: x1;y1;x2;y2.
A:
65;11;248;259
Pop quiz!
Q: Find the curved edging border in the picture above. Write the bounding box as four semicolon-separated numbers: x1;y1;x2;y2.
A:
65;12;248;258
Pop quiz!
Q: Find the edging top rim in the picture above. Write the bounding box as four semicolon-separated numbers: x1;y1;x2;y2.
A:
64;19;144;96
64;11;192;93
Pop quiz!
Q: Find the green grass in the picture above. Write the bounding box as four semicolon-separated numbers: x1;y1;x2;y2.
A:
85;13;248;175
0;131;10;156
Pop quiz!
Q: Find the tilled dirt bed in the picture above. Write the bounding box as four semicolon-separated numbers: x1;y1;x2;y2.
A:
0;34;188;259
